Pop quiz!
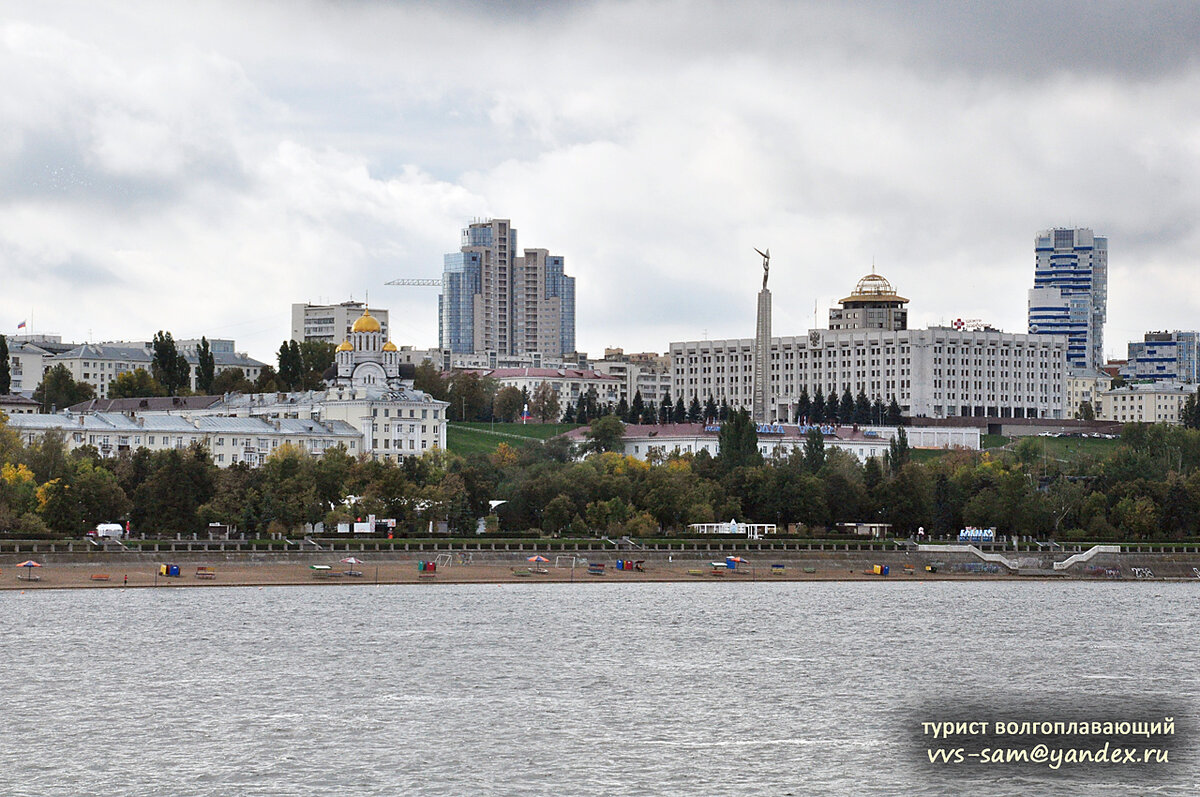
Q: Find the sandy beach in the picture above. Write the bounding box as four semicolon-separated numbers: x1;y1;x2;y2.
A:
0;557;992;590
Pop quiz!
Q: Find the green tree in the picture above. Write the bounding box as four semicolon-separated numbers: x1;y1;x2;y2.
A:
878;462;932;534
211;367;254;395
0;334;9;394
825;390;840;423
108;368;167;399
795;387;811;423
33;364;95;411
687;395;702;423
674;395;686;424
152;331;191;396
585;415;626;453
542;493;576;534
630;390;645;425
616;396;630;422
277;341;299;391
74;463;131;529
871;397;885;426
196;337;216;394
811;387;825;423
854;389;871;425
530;380;561;422
802;427;825;473
1182;395;1200;429
840;386;855;423
659;391;673;424
1076;400;1095;422
493;386;524;422
414;360;448;400
717;408;761;470
253;365;278;393
258;444;323;532
447;371;490;422
298;340;336;389
932;473;956;537
886;396;903;425
887;426;911;471
704;394;718;423
130;445;216;536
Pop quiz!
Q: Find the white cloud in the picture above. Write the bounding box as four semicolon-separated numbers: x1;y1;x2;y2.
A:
1;1;1199;368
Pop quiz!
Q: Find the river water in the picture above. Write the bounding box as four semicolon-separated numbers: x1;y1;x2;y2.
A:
2;581;1197;795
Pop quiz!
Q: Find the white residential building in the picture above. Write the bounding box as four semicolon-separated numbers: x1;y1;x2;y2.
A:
1095;381;1197;425
50;342;267;396
5;411;361;466
563;422;980;463
1065;370;1111;418
192;387;448;462
592;349;674;407
291;300;390;345
5;340;53;394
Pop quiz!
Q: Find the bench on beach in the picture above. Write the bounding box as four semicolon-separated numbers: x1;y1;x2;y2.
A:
511;568;532;577
195;567;216;579
687;569;705;576
418;571;437;579
770;564;786;575
90;574;110;581
587;564;605;576
803;567;816;574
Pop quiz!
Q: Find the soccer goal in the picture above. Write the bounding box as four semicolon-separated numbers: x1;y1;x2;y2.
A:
555;555;585;568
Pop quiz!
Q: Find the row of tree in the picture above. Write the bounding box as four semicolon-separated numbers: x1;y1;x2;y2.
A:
5;404;1200;541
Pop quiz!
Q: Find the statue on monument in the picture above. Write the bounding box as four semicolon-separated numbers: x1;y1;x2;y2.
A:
754;247;770;290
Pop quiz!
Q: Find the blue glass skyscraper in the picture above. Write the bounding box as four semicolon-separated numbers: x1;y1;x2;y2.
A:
439;218;576;358
1027;227;1107;371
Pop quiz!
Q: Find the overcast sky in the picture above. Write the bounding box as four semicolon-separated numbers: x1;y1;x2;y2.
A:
4;0;1200;365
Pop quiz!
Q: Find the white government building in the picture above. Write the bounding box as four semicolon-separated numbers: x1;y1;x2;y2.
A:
670;273;1069;422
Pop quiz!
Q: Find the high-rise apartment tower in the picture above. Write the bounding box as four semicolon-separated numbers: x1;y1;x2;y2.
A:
439;218;576;359
1027;227;1107;371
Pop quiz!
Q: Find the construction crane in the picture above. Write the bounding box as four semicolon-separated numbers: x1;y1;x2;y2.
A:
385;278;442;287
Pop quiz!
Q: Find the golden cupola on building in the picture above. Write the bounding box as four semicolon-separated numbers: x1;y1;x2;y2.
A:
352;309;382;333
829;270;909;331
334;308;402;388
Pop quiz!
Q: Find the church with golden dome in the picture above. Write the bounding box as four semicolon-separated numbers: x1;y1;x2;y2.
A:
333;309;406;388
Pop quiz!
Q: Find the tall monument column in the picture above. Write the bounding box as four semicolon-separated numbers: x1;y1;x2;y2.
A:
752;248;772;423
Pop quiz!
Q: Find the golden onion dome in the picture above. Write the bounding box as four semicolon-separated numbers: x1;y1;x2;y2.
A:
336;339;353;352
382;340;398;352
351;309;381;333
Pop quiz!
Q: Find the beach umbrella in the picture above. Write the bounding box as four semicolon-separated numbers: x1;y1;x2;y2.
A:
17;560;41;581
340;556;363;575
726;556;747;563
526;555;549;563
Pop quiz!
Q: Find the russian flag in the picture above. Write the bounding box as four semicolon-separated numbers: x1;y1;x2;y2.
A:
17;320;26;329
521;403;532;421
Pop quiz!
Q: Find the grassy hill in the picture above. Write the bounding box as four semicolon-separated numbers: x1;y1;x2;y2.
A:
446;422;581;456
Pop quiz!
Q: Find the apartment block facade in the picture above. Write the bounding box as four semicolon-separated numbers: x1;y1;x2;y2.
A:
439;218;576;359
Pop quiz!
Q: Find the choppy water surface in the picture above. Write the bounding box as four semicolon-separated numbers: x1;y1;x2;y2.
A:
3;581;1198;795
